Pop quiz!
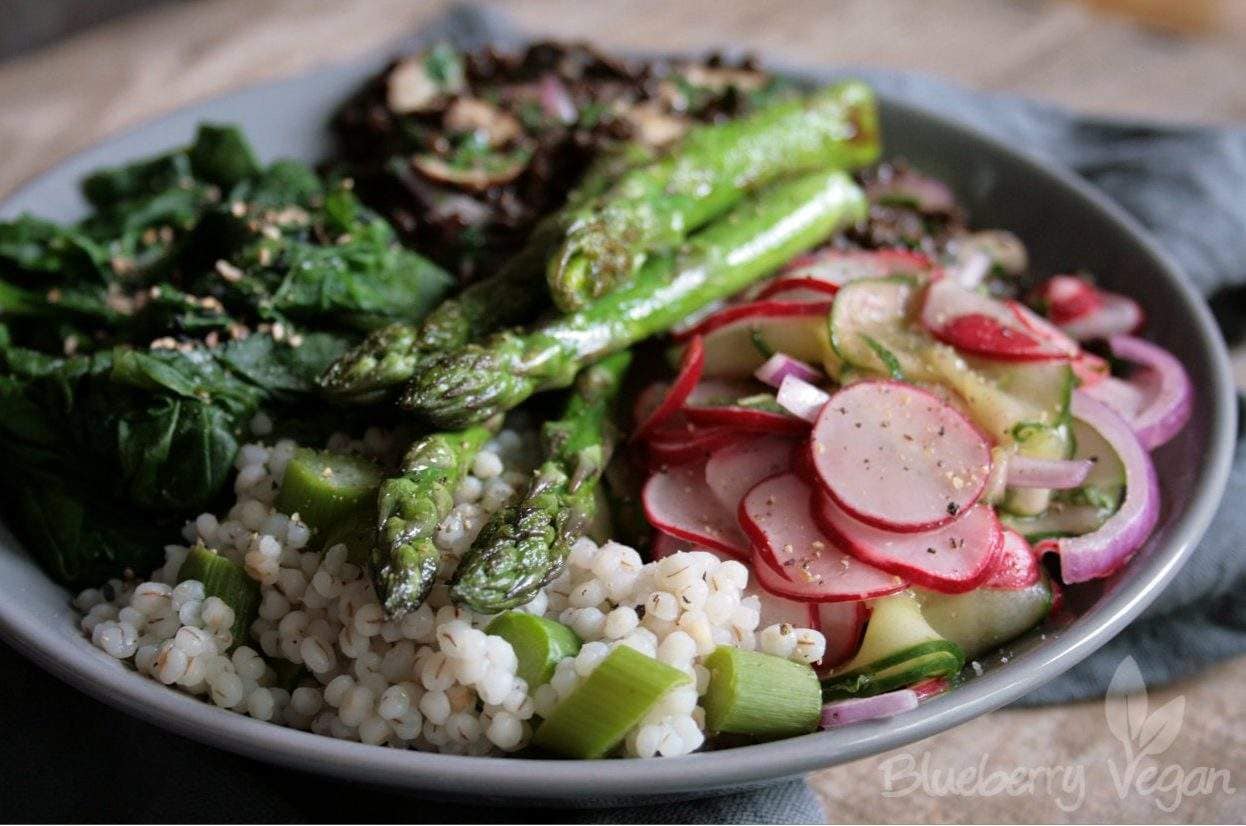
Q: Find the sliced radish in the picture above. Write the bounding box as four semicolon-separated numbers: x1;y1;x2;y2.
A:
816;601;869;674
811;380;992;533
981;528;1040;590
643;462;749;559
634;382;672;430
745;582;818;630
645;424;742;468
922;279;1077;362
1071;351;1110;387
650;531;685;561
705;435;798;516
1034;276;1144;341
814;492;1002;593
678;301;831;379
910;676;951;701
741;474;907;602
632;336;703;442
756;277;841;301
779;248;933;288
684;404;808;434
1034;275;1103;325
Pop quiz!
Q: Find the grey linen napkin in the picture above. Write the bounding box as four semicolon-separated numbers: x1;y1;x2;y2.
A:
3;4;1245;823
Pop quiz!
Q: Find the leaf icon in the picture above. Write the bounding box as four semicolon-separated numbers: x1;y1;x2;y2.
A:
1105;655;1148;746
1137;696;1185;757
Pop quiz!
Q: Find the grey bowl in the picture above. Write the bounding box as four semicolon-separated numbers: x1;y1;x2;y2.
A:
0;44;1235;806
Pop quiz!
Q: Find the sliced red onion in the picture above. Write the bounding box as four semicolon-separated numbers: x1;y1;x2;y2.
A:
949;248;992;289
821;689;919;729
1083;375;1146;420
538;73;577;124
755;353;823;389
1035;392;1159;583
776;375;830;423
1099;334;1194;450
1005;455;1093;489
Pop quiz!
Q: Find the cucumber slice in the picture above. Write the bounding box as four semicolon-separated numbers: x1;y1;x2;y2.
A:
828;276;936;381
925;346;1073;445
486;612;582;688
1002;420;1074;517
274;448;381;536
178;543;260;650
918;575;1053;660
702;646;822;740
532;646;690;758
822;592;964;699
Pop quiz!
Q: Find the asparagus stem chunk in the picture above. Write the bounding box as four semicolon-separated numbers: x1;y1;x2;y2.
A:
370;419;498;617
177;543;260;651
485;612;582;688
702;646;822;739
532;645;690;758
318;145;651;404
404;170;867;428
273;448;381;537
450;352;631;612
548;81;880;311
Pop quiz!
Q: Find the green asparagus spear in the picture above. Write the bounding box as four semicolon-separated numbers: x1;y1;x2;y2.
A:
371;419;497;616
318;144;654;404
403;169;867;428
547;81;879;311
450;352;631;612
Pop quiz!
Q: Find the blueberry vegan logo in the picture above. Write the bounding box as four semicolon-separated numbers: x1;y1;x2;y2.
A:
1103;655;1234;813
875;655;1235;813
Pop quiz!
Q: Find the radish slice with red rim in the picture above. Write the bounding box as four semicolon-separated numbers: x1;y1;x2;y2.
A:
1071;351;1110;387
981;528;1040;590
1033;275;1103;324
815;601;869;675
910;676;951;701
746;582;818;631
756;277;841;302
741;474;907;602
1035;392;1159;583
684;404;809;434
643;462;750;559
780;248;933;287
705;435;798;515
811;380;992;533
814;492;1003;593
633;335;703;442
1060;293;1144;342
645;424;743;468
921;279;1077;361
675;300;832;342
680;301;833;379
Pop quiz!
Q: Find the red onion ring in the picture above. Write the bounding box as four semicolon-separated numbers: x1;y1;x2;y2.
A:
775;375;829;423
1035;392;1159;583
1087;334;1193;451
754;353;823;389
1005;455;1093;489
821;689;919;729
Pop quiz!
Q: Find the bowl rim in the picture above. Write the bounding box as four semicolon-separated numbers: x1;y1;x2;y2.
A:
0;55;1236;802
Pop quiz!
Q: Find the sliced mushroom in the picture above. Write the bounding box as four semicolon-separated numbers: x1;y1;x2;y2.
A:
386;46;465;114
411;148;531;193
624;101;689;148
444;97;523;147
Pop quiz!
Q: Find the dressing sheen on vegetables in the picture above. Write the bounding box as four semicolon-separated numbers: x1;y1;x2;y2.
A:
9;49;1191;761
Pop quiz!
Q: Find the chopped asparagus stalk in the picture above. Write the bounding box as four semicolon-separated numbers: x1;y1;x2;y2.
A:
485;612;582;688
702;646;822;740
318;505;376;566
177;543;260;650
532;645;690;758
273;448;381;535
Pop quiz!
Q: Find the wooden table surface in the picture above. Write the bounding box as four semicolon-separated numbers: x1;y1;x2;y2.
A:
0;1;1242;821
